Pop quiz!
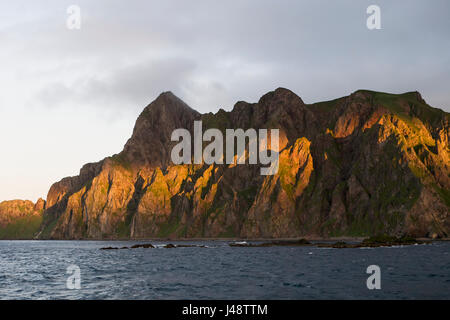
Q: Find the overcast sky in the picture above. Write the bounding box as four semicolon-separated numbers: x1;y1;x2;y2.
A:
1;0;449;202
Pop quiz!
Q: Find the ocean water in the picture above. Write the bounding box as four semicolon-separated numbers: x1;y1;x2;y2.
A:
0;240;448;300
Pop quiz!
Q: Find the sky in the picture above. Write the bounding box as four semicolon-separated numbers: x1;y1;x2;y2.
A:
0;0;449;202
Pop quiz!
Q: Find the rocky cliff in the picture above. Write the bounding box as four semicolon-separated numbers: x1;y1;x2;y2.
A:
8;88;450;239
0;199;45;239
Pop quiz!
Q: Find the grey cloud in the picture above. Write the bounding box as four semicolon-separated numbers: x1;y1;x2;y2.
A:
2;0;450;202
35;57;198;111
5;0;450;112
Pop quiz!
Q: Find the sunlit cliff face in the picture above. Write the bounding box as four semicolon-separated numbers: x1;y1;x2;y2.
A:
0;88;445;240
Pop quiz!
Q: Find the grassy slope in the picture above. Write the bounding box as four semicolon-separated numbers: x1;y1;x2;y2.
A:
0;215;43;239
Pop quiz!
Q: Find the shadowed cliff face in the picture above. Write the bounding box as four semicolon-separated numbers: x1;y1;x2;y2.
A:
31;88;450;239
123;92;201;168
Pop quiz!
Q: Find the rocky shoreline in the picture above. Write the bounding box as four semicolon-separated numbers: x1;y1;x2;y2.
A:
229;239;312;247
316;235;431;248
100;243;207;250
229;235;431;248
99;235;432;250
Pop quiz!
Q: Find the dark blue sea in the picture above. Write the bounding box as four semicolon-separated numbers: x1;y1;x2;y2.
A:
0;240;449;299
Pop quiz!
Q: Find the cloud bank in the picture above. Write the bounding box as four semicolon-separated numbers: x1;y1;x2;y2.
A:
0;0;449;200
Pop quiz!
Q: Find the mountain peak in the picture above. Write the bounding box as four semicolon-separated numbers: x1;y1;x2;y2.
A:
142;91;199;118
155;90;177;101
258;87;304;105
123;91;200;167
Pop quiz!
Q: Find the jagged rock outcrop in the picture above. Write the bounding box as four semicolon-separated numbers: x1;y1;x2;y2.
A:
19;88;450;239
0;199;45;239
